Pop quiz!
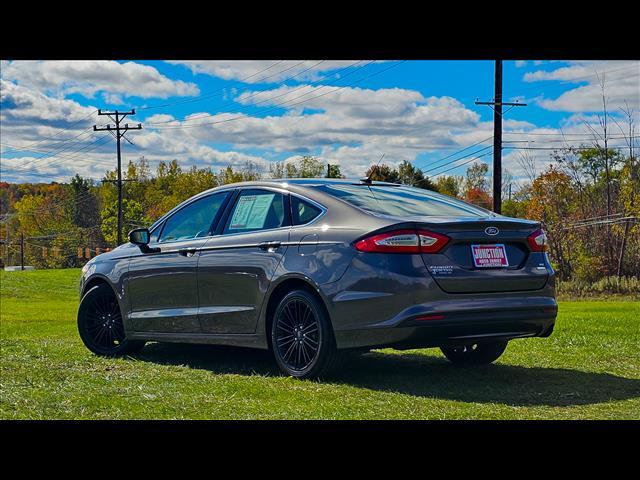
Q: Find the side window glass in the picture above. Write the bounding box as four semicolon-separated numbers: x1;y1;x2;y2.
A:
159;192;229;243
224;189;286;234
149;225;161;244
291;196;322;225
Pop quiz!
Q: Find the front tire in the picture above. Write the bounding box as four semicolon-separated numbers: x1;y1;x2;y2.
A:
78;284;145;356
270;289;338;379
440;340;508;365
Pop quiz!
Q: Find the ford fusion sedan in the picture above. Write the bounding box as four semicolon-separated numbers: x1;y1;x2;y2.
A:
78;179;557;378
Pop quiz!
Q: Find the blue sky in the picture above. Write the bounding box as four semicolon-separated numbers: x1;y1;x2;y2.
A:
1;60;638;184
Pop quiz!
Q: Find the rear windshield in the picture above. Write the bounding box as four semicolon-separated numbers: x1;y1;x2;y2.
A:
313;184;489;217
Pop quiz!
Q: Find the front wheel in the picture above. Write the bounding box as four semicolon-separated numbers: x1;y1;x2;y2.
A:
78;284;145;356
440;340;508;366
271;289;338;379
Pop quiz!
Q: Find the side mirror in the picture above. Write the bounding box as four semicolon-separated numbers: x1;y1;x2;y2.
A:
129;228;150;245
128;228;160;253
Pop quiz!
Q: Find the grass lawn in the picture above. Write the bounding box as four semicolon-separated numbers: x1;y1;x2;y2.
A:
1;268;639;420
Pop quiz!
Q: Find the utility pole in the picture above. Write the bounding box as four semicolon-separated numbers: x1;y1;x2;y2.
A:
617;218;631;277
20;233;24;270
475;60;526;214
94;110;142;245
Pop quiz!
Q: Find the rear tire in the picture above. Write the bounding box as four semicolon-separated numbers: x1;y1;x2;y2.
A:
78;284;145;356
440;340;508;365
270;289;338;379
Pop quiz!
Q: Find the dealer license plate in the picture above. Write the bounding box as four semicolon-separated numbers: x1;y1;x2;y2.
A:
471;244;509;268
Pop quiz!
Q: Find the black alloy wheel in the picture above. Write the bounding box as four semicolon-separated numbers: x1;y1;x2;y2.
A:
78;284;145;356
271;289;338;378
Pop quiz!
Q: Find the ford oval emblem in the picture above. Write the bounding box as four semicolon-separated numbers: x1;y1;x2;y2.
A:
485;226;499;236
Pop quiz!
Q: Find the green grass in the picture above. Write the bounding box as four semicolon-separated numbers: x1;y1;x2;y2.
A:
1;268;639;419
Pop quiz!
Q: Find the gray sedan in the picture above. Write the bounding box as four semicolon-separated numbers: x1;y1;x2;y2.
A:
78;179;557;378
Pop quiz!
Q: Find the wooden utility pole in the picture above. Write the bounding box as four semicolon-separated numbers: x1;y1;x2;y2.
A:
475;60;526;214
492;60;503;214
20;233;24;270
94;110;142;245
327;163;339;178
617;218;631;277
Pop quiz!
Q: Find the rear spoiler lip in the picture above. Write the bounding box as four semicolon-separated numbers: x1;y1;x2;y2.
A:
370;212;538;226
386;219;540;231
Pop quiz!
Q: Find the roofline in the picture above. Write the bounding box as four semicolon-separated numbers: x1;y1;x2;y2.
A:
146;178;409;232
216;178;403;187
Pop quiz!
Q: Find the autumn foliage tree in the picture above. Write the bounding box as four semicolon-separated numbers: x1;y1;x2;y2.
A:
2;149;638;282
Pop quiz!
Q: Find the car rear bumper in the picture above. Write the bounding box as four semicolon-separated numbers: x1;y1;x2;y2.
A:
332;297;557;349
321;251;557;350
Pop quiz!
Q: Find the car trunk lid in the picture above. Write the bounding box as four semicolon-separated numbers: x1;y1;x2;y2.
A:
414;217;550;294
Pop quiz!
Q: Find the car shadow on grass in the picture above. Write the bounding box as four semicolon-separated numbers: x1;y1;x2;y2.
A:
135;343;640;408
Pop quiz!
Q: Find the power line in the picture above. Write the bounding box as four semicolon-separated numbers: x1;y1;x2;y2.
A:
503;132;637;137
145;60;334;126
146;60;315;123
2;136;113;176
0;110;97;156
146;60;368;128
1;129;98;168
429;150;494;177
503;145;628;151
0;120;118;174
6;135;105;170
421;146;493;176
1;128;94;159
561;216;639;230
137;60;287;111
413;136;493;171
156;60;339;125
147;61;403;131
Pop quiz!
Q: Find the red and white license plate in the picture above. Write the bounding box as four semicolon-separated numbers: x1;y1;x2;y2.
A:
471;244;509;268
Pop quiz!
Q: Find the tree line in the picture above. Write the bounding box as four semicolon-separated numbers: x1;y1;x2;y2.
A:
1;148;638;281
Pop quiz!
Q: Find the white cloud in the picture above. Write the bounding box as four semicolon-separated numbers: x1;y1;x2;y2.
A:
5;60;635;185
235;85;425;118
167;60;369;84
140;85;489;177
177;85;479;143
0;79;97;135
102;92;125;105
0;60;199;100
523;60;640;112
0;80;268;182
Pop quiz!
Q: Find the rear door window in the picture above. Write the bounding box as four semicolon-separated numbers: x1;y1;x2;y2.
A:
291;196;323;225
223;189;288;234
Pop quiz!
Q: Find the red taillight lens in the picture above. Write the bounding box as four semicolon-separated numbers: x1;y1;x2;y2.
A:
417;229;450;253
355;229;420;253
527;228;548;252
355;229;449;254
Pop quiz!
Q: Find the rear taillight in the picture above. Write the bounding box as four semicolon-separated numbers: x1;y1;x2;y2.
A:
354;229;449;254
418;230;450;253
527;228;548;252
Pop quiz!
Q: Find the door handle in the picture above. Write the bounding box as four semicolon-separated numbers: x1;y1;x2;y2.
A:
178;248;197;257
258;241;282;251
